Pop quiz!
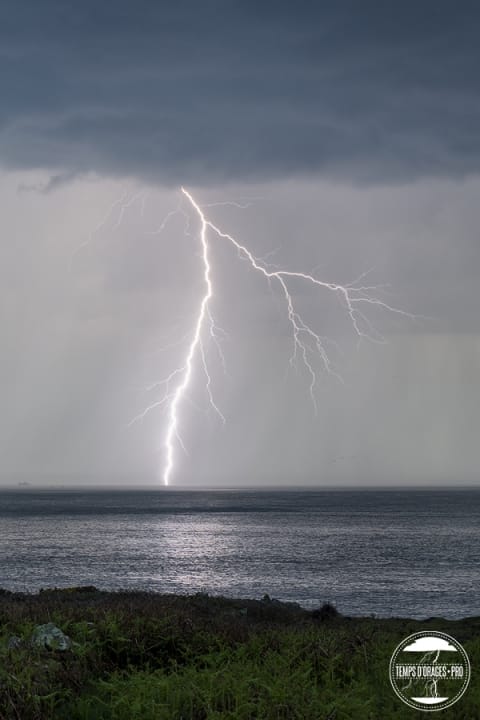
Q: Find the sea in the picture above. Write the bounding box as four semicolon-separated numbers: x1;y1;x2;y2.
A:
0;488;478;619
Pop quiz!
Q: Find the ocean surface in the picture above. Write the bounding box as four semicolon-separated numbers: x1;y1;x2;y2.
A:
0;488;478;619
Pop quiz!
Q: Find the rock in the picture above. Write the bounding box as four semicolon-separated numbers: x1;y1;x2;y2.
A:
7;635;23;650
312;602;339;621
31;623;71;651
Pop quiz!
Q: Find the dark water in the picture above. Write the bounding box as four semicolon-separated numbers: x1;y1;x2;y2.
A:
0;488;478;618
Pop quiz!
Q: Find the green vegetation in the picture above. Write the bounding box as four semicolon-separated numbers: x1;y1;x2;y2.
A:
0;588;478;719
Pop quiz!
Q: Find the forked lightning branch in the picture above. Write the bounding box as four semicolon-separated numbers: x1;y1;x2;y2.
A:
129;188;413;485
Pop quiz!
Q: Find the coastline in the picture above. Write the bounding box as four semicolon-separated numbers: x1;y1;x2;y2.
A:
1;587;478;719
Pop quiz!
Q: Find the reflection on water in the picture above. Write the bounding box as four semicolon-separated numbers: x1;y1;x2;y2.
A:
0;489;478;618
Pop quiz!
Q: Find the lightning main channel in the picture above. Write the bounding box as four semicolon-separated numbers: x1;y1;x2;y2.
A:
135;187;413;486
162;191;213;486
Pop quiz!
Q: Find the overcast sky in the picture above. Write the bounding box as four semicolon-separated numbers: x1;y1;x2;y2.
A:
1;1;479;486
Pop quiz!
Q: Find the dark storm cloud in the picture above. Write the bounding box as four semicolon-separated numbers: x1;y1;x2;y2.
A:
1;0;479;184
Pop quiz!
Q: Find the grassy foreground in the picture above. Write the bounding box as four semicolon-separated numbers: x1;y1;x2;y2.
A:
0;588;478;719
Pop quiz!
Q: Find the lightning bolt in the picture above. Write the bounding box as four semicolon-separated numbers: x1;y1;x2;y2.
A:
423;650;440;699
132;187;414;486
70;187;147;267
161;191;215;486
401;649;441;699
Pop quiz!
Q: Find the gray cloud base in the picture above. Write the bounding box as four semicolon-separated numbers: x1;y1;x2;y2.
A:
1;0;480;184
